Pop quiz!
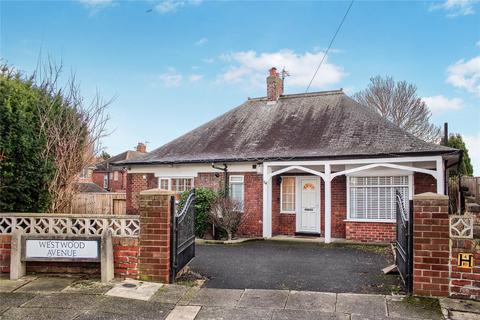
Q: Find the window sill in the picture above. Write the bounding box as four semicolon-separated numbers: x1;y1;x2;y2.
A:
280;211;296;215
344;219;396;224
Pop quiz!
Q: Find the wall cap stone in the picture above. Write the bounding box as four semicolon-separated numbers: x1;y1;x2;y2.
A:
413;192;449;200
140;188;176;196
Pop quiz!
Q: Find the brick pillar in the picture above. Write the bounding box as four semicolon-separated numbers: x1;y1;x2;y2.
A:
413;192;450;297
137;189;174;283
126;173;158;214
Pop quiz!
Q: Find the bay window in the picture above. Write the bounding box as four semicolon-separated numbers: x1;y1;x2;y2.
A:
348;176;409;221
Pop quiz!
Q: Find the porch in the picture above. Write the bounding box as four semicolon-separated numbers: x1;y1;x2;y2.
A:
262;155;451;243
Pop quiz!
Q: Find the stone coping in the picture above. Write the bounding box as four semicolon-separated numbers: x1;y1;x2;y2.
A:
139;188;177;196
0;213;139;219
413;192;449;200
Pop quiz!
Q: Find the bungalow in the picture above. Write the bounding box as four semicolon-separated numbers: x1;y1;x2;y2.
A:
118;68;460;243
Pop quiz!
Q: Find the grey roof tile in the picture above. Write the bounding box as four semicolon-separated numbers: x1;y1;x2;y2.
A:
119;91;457;165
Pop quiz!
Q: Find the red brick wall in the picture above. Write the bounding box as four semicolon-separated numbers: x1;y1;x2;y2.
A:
138;191;173;283
239;172;263;237
0;235;11;273
113;237;139;278
92;172;106;190
126;173;158;214
414;172;437;194
345;222;396;243
0;234;139;278
331;176;347;238
195;172;224;192
412;194;450;297
450;239;480;300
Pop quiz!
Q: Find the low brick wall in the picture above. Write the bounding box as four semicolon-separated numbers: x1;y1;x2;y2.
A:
412;192;480;300
345;221;396;243
0;195;175;283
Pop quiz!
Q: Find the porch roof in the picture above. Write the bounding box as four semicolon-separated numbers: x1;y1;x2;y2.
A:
119;90;457;165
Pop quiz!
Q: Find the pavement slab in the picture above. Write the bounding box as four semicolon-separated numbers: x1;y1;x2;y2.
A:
74;310;150;320
386;296;442;320
194;306;273;320
0;292;36;309
237;289;289;309
336;293;387;316
449;310;480;320
0;307;81;320
95;295;174;319
165;306;201;320
62;279;113;295
439;297;480;314
285;290;336;312
21;293;105;310
14;277;76;294
350;315;427;320
272;309;350;320
150;285;190;304
105;279;162;301
187;288;244;307
0;277;35;293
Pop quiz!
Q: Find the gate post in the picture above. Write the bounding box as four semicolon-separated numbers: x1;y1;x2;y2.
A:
138;189;175;283
412;192;449;297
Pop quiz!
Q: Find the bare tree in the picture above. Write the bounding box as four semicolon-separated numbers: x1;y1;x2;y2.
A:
354;76;440;143
34;60;111;212
209;197;243;240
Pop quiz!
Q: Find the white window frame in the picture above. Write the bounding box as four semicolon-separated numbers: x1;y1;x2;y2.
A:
113;171;119;181
346;175;410;223
157;177;194;193
280;176;296;214
159;178;170;190
103;174;108;189
229;175;244;212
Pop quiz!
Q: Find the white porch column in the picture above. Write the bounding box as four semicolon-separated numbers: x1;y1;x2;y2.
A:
262;164;272;238
324;164;332;243
436;158;445;195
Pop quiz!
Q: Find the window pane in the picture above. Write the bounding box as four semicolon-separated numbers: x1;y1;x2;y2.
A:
349;176;408;221
281;177;296;212
229;176;244;211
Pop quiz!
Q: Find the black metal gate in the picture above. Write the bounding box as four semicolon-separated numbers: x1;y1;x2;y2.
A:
170;189;196;281
395;190;413;293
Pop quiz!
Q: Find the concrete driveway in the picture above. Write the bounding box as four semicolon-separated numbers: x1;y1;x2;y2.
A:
189;240;401;294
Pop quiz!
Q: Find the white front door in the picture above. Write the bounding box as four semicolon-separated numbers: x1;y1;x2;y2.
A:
297;177;320;233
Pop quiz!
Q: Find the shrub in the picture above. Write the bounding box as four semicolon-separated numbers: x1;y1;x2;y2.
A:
208;197;243;241
178;187;218;238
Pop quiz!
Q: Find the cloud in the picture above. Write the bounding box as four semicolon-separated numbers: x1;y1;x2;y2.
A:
154;0;202;14
430;0;479;17
188;74;203;82
194;38;208;46
156;67;183;87
476;40;480;47
447;55;480;96
464;132;480;175
422;95;463;113
217;49;346;90
77;0;115;13
202;58;214;64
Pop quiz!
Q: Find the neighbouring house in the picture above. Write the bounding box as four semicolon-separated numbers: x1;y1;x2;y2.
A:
76;161;106;193
92;143;147;192
117;67;460;243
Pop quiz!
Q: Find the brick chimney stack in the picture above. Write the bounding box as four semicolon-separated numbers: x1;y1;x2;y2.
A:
266;67;283;101
136;142;147;153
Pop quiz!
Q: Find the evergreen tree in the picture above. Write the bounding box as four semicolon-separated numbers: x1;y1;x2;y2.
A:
446;134;473;176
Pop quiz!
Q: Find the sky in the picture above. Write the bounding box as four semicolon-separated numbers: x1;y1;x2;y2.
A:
1;0;479;174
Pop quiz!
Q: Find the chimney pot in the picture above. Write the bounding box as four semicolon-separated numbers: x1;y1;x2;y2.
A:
266;67;283;102
136;142;147;153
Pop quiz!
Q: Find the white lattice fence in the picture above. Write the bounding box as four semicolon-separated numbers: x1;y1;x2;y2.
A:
0;213;139;237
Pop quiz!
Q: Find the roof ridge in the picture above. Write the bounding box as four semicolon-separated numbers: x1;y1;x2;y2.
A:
247;89;344;101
